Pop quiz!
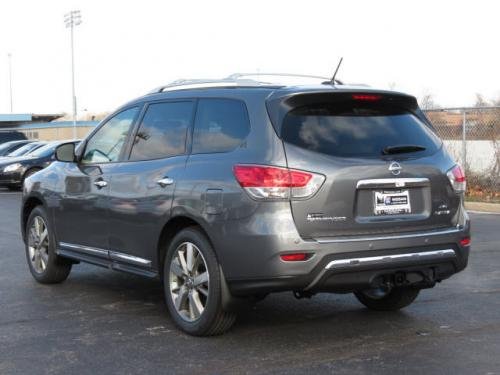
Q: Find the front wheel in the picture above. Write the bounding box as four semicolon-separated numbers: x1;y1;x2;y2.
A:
354;286;420;311
25;206;72;283
163;227;236;336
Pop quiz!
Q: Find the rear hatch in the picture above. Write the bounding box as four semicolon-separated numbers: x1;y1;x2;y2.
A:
268;91;460;239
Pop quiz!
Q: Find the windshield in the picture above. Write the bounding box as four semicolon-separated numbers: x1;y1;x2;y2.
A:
8;142;43;157
281;103;442;158
28;143;57;158
0;142;17;154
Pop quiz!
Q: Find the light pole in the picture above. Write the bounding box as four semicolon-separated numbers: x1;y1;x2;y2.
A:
8;53;13;113
64;10;82;139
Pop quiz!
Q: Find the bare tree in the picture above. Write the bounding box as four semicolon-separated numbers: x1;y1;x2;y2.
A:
474;93;490;107
419;92;439;110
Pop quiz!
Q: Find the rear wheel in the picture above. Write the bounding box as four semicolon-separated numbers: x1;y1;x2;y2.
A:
354;286;420;311
25;206;72;283
163;227;236;336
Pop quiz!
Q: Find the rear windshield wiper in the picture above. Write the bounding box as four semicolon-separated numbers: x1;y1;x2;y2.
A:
382;144;426;155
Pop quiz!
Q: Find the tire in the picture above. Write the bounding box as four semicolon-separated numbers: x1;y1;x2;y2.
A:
163;227;236;336
354;286;420;311
25;206;72;284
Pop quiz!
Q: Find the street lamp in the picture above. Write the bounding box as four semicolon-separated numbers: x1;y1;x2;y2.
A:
64;10;82;139
7;53;13;113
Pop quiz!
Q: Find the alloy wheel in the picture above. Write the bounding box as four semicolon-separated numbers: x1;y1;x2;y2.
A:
27;216;50;274
169;242;210;322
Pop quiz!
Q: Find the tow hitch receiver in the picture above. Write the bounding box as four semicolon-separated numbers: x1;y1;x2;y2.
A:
391;269;435;288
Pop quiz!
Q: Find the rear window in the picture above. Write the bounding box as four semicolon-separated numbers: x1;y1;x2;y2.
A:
281;103;442;158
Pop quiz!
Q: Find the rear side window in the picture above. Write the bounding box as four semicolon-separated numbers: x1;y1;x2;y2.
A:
281;103;442;158
129;101;194;161
192;99;250;154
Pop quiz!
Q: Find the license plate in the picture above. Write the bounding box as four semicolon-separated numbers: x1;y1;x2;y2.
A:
374;190;411;216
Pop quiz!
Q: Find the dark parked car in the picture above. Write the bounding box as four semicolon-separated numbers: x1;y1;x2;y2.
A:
1;140;77;190
0;131;27;145
0;140;33;156
2;141;47;160
21;75;470;336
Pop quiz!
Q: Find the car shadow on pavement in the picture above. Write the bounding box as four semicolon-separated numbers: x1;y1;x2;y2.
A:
53;264;420;340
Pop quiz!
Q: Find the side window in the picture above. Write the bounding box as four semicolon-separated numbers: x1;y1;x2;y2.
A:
129;101;193;161
82;107;138;164
192;99;250;154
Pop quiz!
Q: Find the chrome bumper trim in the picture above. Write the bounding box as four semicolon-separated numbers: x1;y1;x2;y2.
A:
325;249;456;270
315;227;462;244
356;177;430;189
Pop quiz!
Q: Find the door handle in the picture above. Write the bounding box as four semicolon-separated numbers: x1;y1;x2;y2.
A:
157;177;174;188
94;180;108;188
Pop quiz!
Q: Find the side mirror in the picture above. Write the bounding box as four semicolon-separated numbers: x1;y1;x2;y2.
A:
55;143;76;162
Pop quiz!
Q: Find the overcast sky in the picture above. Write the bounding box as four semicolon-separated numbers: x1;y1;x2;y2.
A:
0;0;499;114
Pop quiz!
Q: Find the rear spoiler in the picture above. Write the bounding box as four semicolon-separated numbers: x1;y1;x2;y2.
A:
266;90;420;134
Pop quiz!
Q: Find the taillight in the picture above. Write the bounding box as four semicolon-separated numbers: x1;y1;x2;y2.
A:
233;165;325;200
446;164;466;193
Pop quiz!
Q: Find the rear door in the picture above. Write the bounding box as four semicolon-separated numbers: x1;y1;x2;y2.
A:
278;93;459;239
105;100;195;267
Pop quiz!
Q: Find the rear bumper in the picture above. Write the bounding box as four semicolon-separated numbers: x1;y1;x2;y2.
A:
228;243;469;295
224;225;470;296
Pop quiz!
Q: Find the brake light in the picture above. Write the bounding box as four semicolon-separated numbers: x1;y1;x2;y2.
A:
233;165;325;200
280;253;310;262
460;237;471;247
446;165;466;193
352;94;382;101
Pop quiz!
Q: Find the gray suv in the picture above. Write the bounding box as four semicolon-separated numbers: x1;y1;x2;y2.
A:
21;75;471;336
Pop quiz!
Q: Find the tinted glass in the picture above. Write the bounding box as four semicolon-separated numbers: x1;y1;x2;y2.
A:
0;142;19;155
82;107;138;164
29;142;58;158
129;101;193;161
282;103;441;158
192;99;250;154
8;142;44;157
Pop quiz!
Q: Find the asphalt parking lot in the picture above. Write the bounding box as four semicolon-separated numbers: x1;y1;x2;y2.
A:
0;188;499;375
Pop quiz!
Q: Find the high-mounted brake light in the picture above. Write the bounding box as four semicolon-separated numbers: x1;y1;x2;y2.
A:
352;94;382;101
446;164;466;193
233;165;325;200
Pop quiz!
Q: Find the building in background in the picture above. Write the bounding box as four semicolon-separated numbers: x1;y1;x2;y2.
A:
0;113;98;140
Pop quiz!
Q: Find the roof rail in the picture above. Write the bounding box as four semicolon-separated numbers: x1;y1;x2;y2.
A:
148;78;268;94
227;73;343;85
148;72;343;94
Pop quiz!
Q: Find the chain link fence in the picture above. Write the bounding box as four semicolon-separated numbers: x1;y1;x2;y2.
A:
425;107;500;202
